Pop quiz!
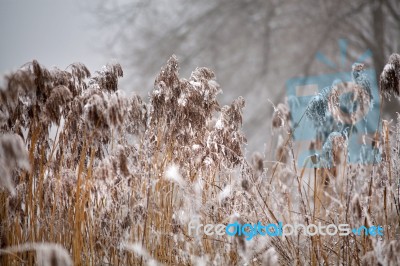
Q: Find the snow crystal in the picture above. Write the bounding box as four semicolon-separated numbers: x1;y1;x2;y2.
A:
165;164;185;186
203;157;214;166
215;118;224;130
218;185;231;202
153;89;161;97
382;63;395;82
192;144;201;150
189;80;201;88
177;94;187;106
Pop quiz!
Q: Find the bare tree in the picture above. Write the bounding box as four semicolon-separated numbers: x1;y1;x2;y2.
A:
336;0;400;117
93;0;399;151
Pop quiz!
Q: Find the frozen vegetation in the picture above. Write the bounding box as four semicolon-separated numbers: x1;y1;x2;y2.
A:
0;55;399;265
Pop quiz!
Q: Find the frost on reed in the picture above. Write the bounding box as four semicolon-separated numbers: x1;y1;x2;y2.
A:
0;55;399;265
303;63;376;168
380;53;400;98
0;134;30;196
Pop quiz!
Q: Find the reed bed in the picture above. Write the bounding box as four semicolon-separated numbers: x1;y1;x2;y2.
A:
0;55;399;265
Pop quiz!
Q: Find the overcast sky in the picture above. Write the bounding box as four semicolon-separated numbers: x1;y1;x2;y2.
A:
0;1;107;77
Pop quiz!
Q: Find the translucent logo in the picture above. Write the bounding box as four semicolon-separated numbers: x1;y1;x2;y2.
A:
286;39;381;167
188;220;384;241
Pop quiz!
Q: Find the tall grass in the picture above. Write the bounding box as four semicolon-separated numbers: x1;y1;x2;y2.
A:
0;55;399;265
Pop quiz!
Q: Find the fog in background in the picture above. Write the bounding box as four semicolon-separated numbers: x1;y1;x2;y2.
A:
1;0;399;154
0;1;105;78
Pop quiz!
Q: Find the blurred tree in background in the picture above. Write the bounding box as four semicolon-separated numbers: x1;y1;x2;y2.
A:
94;0;400;152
